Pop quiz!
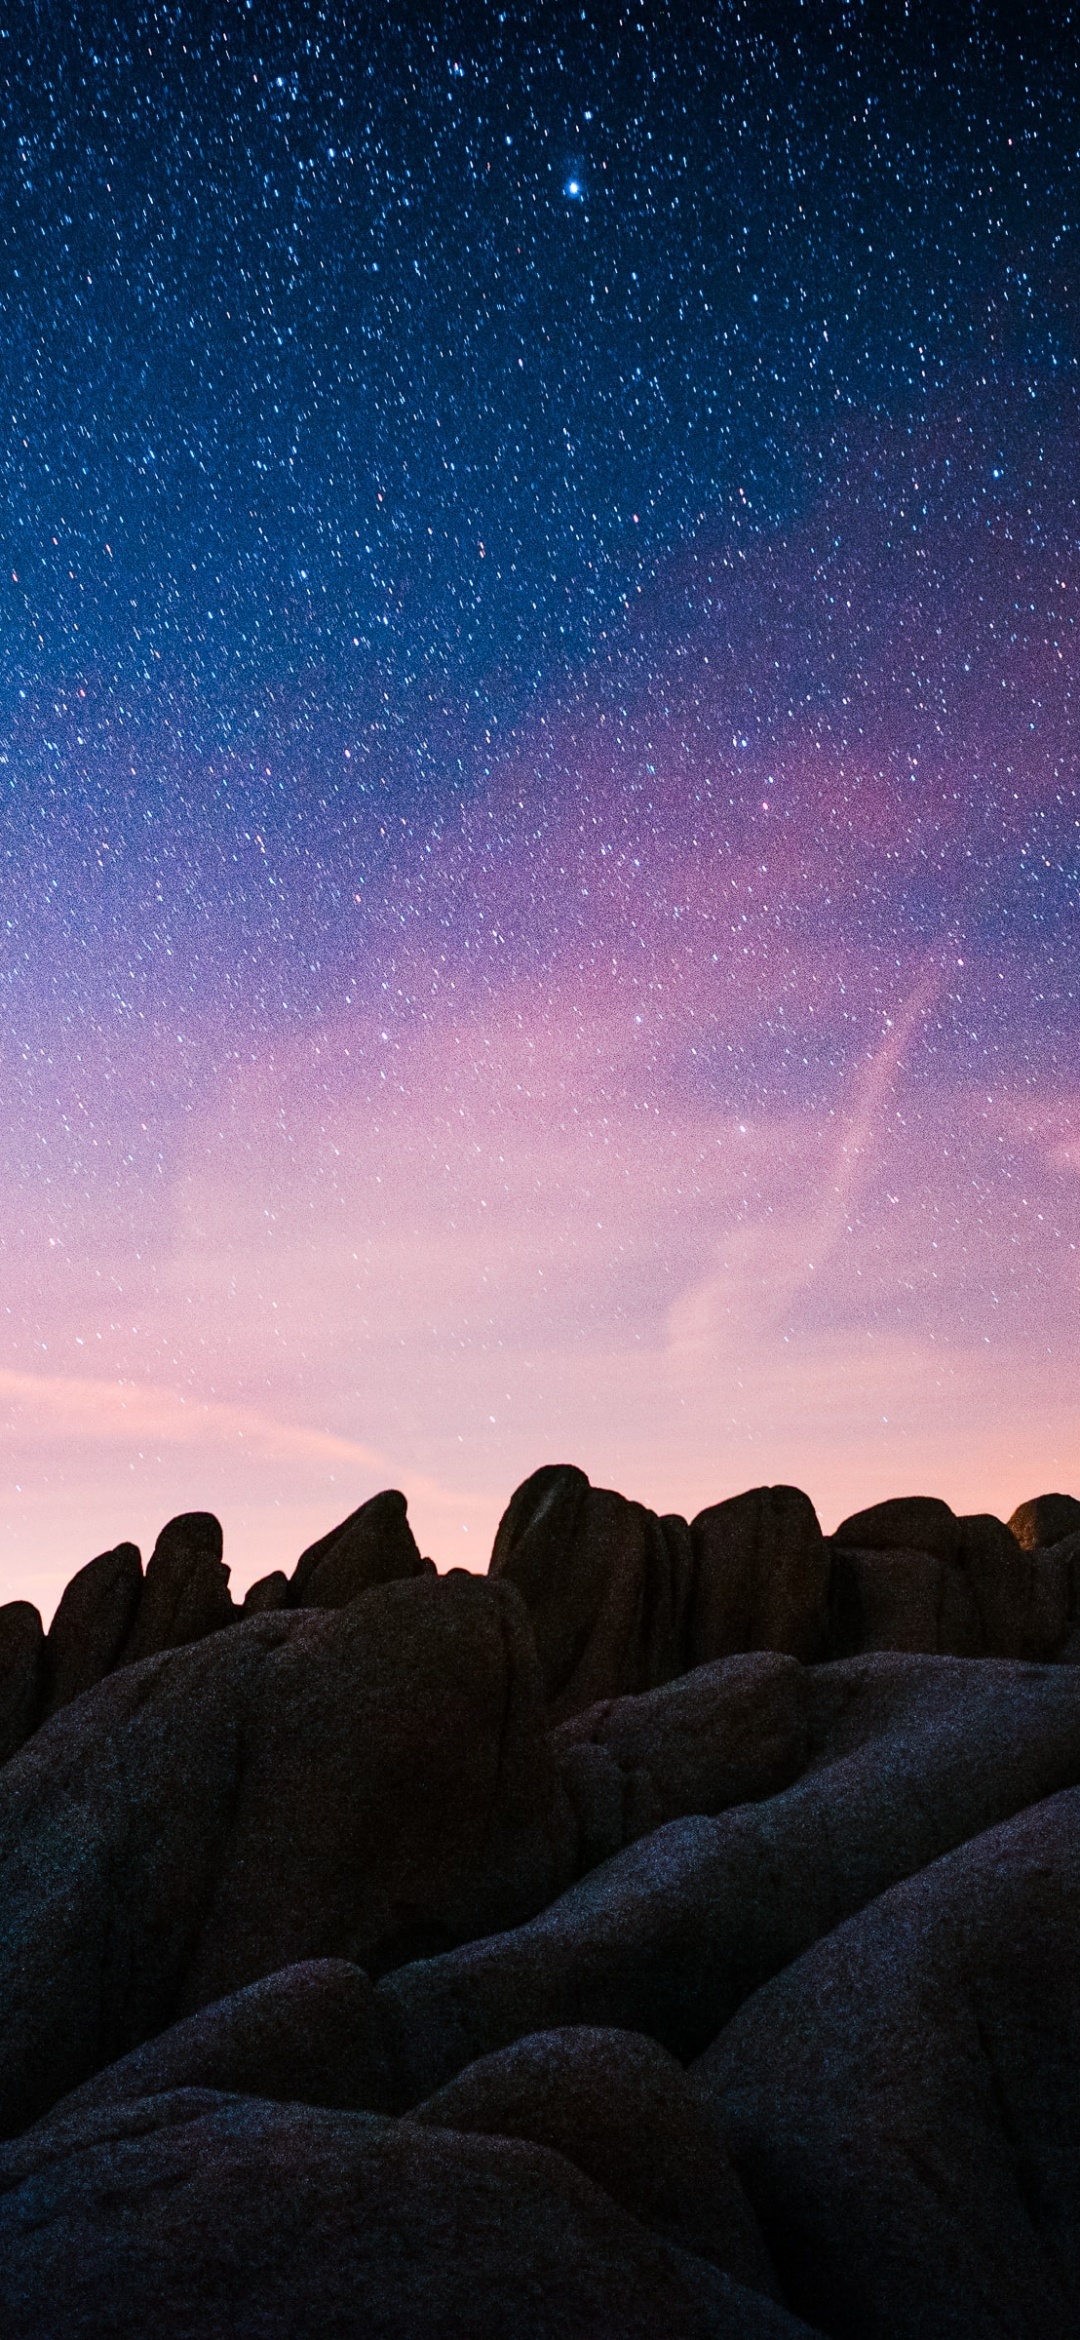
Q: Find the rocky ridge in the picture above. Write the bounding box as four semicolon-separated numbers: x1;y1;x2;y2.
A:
1;1466;1079;2334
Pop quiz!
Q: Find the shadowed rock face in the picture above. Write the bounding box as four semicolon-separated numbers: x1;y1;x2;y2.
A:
44;1542;143;1715
120;1512;233;1665
832;1492;963;1561
0;1575;575;2138
290;1487;429;1607
825;1543;982;1658
489;1463;695;1720
1009;1491;1080;1551
0;1604;44;1765
371;1653;1080;2108
0;2091;817;2340
407;2025;781;2298
689;1486;829;1666
694;1787;1080;2339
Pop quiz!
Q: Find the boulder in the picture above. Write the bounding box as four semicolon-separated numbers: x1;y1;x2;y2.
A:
1009;1491;1080;1552
0;2089;819;2340
290;1488;428;1607
372;1653;1080;2107
28;1960;392;2125
825;1544;981;1658
489;1463;695;1719
0;1575;575;2136
688;1486;828;1665
958;1511;1070;1660
241;1571;291;1615
554;1652;810;1871
0;1603;44;1766
1049;1533;1080;1660
408;2025;781;2298
43;1541;143;1715
831;1492;962;1562
694;1785;1080;2339
120;1512;234;1663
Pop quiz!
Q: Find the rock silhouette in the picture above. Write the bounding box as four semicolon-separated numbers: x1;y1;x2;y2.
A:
1008;1490;1080;1550
489;1462;696;1718
690;1485;829;1665
290;1486;430;1605
0;1576;573;2137
0;1602;43;1765
120;1511;234;1664
1;1465;1079;2333
44;1540;143;1715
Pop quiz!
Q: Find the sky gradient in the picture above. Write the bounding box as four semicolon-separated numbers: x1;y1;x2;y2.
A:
2;1;1078;1617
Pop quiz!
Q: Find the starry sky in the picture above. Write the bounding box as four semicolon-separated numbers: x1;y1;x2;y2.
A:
2;0;1078;1615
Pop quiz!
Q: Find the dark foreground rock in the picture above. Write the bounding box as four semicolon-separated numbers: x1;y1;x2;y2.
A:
407;2023;781;2297
690;1485;829;1665
0;2088;820;2340
372;1653;1080;2104
0;1603;43;1765
2;1467;1080;2335
0;1575;574;2136
120;1510;234;1663
489;1462;696;1718
43;1540;143;1714
695;1785;1080;2339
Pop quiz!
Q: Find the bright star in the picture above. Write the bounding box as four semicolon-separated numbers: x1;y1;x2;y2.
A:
565;178;583;199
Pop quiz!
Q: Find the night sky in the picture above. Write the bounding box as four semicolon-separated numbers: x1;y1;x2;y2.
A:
2;1;1078;1613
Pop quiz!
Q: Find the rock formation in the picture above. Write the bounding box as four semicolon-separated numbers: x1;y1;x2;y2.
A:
0;1464;1079;2333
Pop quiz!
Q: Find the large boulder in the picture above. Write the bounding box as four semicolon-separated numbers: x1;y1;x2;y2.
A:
290;1488;429;1607
120;1512;234;1663
372;1653;1080;2107
554;1653;811;1871
688;1486;828;1666
489;1464;695;1719
241;1570;291;1615
694;1785;1080;2339
44;1541;143;1715
0;1604;44;1766
26;1961;392;2125
958;1511;1070;1660
832;1493;962;1562
1009;1491;1080;1552
0;2089;820;2340
408;2024;781;2298
0;1575;575;2136
825;1544;980;1659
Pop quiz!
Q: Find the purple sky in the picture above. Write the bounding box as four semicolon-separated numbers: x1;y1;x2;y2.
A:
1;5;1077;1616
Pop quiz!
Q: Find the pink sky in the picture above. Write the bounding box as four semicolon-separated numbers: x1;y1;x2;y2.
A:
3;937;1077;1623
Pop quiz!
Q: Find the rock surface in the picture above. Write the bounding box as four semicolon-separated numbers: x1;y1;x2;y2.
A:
1;1466;1080;2333
0;2089;818;2340
689;1485;829;1665
408;2023;781;2297
0;1604;43;1766
290;1487;429;1606
695;1785;1080;2338
489;1462;695;1718
0;1575;573;2137
120;1510;234;1663
1008;1490;1080;1550
44;1540;143;1714
373;1652;1080;2104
